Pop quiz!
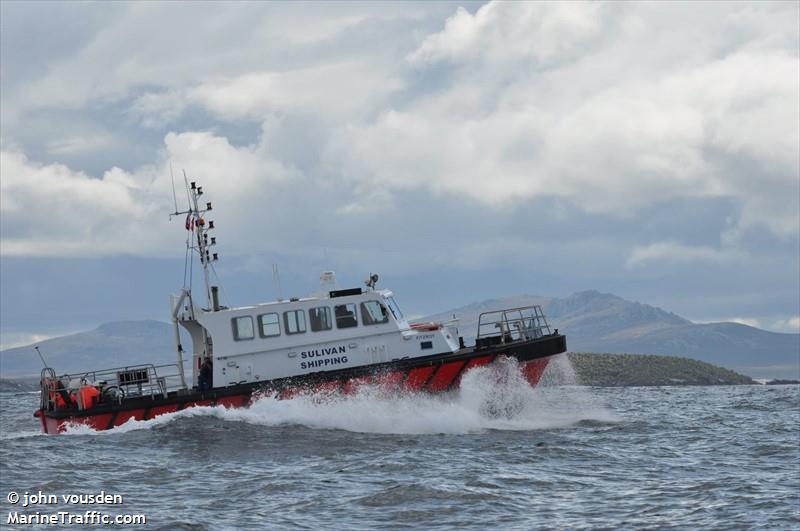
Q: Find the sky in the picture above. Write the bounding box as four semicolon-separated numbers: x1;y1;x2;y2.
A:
1;1;798;349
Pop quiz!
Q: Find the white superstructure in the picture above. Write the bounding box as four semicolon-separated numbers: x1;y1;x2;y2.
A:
175;287;460;387
168;179;459;389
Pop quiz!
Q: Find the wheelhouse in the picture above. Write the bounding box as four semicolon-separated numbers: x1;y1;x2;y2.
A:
175;286;462;388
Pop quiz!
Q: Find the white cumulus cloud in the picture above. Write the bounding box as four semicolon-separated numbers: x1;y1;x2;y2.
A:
1;0;798;261
331;1;800;237
408;2;602;66
0;130;301;257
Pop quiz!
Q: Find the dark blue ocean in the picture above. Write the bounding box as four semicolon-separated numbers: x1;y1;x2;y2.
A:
1;356;798;530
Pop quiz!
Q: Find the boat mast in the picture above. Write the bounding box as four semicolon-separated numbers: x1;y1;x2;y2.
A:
170;177;219;390
173;179;218;309
188;181;216;308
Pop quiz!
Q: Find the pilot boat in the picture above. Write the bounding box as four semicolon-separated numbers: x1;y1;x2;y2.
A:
35;181;567;434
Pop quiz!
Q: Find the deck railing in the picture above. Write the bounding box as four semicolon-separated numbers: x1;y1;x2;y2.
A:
40;362;188;411
475;305;553;349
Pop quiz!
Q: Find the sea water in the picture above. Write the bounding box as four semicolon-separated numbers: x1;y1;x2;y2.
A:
1;355;798;529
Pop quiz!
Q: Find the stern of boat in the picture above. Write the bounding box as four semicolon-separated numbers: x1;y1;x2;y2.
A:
35;363;188;434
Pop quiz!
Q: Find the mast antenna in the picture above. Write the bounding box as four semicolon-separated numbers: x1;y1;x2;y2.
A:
170;172;218;309
273;264;283;302
34;346;49;368
170;162;179;214
182;170;192;208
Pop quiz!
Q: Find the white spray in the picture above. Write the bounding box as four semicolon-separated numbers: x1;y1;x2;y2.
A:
64;354;616;436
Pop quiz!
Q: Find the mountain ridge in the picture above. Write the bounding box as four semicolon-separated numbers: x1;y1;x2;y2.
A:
1;291;797;379
424;290;798;378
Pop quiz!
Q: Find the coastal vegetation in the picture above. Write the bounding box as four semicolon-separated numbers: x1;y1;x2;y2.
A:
568;352;754;386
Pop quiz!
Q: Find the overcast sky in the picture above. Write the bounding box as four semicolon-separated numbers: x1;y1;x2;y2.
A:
1;1;798;348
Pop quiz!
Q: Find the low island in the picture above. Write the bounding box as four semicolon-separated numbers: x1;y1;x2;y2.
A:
568;352;754;386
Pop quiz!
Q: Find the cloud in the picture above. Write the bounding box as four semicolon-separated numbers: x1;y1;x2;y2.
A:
188;62;402;122
0;332;53;351
130;59;404;128
2;2;421;130
45;133;117;156
1;2;798;344
694;315;800;334
1;0;798;264
0;130;299;257
408;2;602;66
625;241;741;269
0;150;158;256
130;90;189;129
772;316;800;332
726;317;762;328
328;1;799;238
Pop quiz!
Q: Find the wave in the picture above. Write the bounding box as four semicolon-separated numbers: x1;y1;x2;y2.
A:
0;430;45;441
64;354;618;436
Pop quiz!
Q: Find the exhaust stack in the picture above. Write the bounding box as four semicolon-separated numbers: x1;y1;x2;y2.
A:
211;286;220;312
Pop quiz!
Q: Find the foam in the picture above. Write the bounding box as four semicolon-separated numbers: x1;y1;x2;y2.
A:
63;354;617;436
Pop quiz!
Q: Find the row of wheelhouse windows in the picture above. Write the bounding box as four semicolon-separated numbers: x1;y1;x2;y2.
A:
231;301;390;341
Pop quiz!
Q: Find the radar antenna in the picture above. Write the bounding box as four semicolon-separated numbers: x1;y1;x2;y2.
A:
365;273;379;290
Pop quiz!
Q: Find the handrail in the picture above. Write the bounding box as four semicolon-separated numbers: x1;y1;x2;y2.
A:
40;367;57;411
40;362;189;412
476;305;553;347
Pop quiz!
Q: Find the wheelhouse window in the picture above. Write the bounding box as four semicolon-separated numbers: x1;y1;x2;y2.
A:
361;301;389;325
284;310;306;334
258;313;280;337
334;303;358;329
385;296;404;321
232;316;254;341
309;307;332;332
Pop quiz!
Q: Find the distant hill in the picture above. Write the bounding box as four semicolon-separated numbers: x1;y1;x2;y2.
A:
424;290;799;379
0;320;181;377
423;290;688;340
1;291;797;379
